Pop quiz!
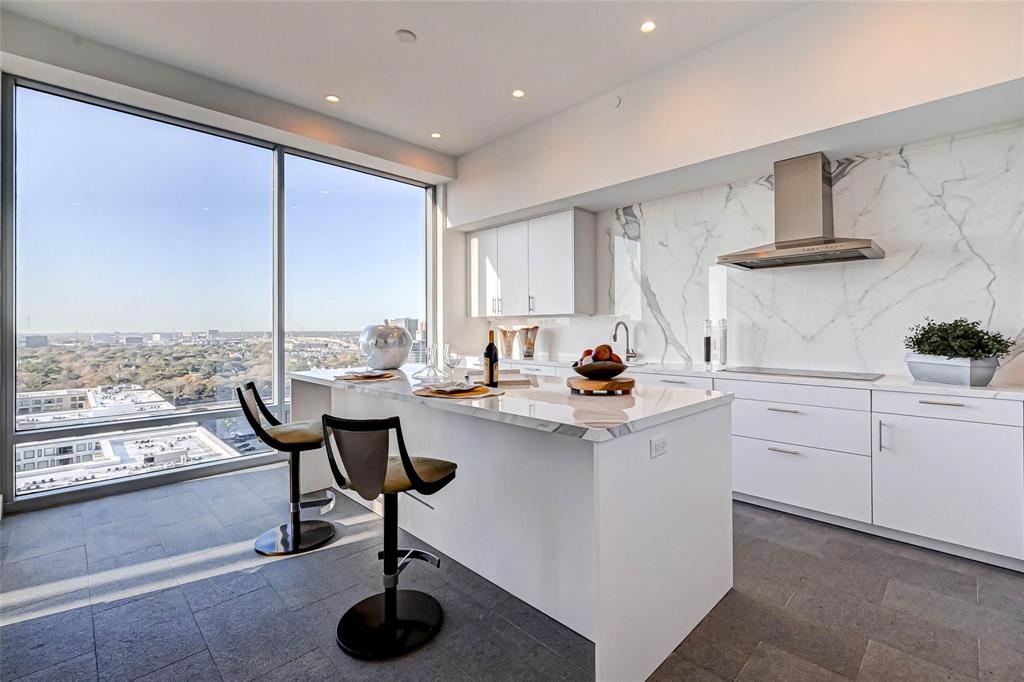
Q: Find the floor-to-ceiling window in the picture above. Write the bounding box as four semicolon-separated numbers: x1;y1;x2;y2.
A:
3;79;429;502
283;153;427;407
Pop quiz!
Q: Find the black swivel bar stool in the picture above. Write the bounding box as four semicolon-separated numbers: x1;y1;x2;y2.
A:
236;382;336;556
321;414;457;659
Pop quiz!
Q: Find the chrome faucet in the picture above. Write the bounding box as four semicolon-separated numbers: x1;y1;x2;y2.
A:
612;322;637;362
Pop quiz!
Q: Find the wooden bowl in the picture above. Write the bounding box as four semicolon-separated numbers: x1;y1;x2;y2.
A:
572;360;627;380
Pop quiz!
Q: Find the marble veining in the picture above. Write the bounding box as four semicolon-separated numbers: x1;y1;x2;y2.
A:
291;368;733;443
589;121;1024;384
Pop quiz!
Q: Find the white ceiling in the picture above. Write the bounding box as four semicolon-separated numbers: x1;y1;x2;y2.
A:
5;1;798;156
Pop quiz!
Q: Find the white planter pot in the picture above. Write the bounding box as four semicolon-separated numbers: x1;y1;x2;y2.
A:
905;353;1000;387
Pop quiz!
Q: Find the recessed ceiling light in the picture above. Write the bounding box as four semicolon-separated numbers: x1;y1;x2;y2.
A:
325;94;340;103
396;29;417;43
430;132;443;139
512;89;525;99
640;20;657;34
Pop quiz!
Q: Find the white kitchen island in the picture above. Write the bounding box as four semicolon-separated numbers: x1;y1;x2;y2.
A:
290;368;734;681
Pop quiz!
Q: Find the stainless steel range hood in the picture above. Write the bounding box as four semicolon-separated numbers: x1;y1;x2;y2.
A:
717;152;884;269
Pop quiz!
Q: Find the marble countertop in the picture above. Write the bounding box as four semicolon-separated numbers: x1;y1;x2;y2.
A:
290;368;733;443
501;357;1024;402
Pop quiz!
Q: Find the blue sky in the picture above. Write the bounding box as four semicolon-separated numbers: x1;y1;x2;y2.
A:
15;86;425;334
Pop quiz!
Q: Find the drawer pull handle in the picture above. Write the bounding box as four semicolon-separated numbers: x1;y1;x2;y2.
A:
767;446;801;455
918;400;966;407
766;407;800;414
660;379;689;385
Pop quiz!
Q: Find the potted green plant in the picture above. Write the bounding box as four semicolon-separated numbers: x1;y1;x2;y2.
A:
904;317;1014;387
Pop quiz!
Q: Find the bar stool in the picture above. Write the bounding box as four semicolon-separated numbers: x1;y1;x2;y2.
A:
321;414;457;659
236;382;336;556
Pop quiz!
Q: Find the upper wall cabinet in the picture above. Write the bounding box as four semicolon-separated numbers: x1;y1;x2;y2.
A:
468;208;596;318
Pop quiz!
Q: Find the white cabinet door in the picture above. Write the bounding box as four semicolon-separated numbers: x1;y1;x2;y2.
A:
468;228;499;317
872;413;1024;558
496;221;529;316
528;211;575;315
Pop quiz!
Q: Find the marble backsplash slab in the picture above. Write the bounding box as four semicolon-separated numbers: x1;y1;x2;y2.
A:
513;122;1024;385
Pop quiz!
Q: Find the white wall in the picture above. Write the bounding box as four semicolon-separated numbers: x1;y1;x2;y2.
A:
0;11;455;184
484;122;1024;385
447;2;1024;227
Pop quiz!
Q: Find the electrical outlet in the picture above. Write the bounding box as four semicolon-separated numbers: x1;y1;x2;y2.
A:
650;435;668;459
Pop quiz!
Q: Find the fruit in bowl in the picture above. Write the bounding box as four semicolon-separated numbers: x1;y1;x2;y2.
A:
573;345;626;380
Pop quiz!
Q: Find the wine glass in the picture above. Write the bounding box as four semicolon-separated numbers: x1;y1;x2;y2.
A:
359;340;374;374
442;343;463;383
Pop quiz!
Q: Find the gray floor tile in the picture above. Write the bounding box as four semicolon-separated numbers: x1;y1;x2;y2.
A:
84;516;161;564
715;589;868;678
495;594;595;676
79;492;153;527
858;640;973;681
256;649;340;681
180;565;269;613
144;491;214;528
787;579;978;677
194;586;316;682
883;579;1024;651
88;544;178;614
93;588;206;681
673;612;761;680
154;513;233;559
735;641;847;681
3;505;86;563
822;538;978;605
977;563;1024;618
980;634;1024;681
135;649;222;681
0;588;94;681
0;546;88;613
258;542;379;608
206;491;276;527
649;653;724;681
10;650;98;682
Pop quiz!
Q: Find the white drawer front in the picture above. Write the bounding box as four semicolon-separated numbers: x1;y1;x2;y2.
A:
713;378;869;411
732;399;871;455
515;363;560;377
733;435;871;522
633;373;714;391
873;391;1023;427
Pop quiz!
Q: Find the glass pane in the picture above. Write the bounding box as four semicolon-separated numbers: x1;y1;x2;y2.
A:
14;416;271;497
284;154;426;400
14;86;274;433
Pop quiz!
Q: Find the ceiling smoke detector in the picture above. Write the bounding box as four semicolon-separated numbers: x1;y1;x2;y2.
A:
395;29;417;44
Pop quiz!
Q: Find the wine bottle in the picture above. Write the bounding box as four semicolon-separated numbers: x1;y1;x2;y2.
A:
484;330;500;388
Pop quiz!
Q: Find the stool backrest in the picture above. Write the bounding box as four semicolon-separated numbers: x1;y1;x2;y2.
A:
236;382;280;441
322;417;393;500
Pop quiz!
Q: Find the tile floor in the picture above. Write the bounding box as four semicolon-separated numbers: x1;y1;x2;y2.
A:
2;464;1024;680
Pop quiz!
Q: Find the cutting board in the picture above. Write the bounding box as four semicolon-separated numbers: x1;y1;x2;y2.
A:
567;376;635;396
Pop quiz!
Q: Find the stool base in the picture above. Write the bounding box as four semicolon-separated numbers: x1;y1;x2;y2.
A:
254;520;335;556
336;589;443;659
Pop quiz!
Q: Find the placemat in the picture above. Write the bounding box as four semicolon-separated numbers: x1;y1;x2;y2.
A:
412;386;505;399
335;372;398;382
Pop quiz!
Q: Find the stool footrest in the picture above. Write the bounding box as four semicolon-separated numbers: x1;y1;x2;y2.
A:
380;548;441;588
296;489;337;515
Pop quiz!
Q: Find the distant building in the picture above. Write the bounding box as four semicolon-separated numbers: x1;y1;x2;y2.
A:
150;332;179;344
16;385;173;426
91;332;117;345
16;388;90;416
24;335;48;348
122;335;144;345
14;422;248;496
